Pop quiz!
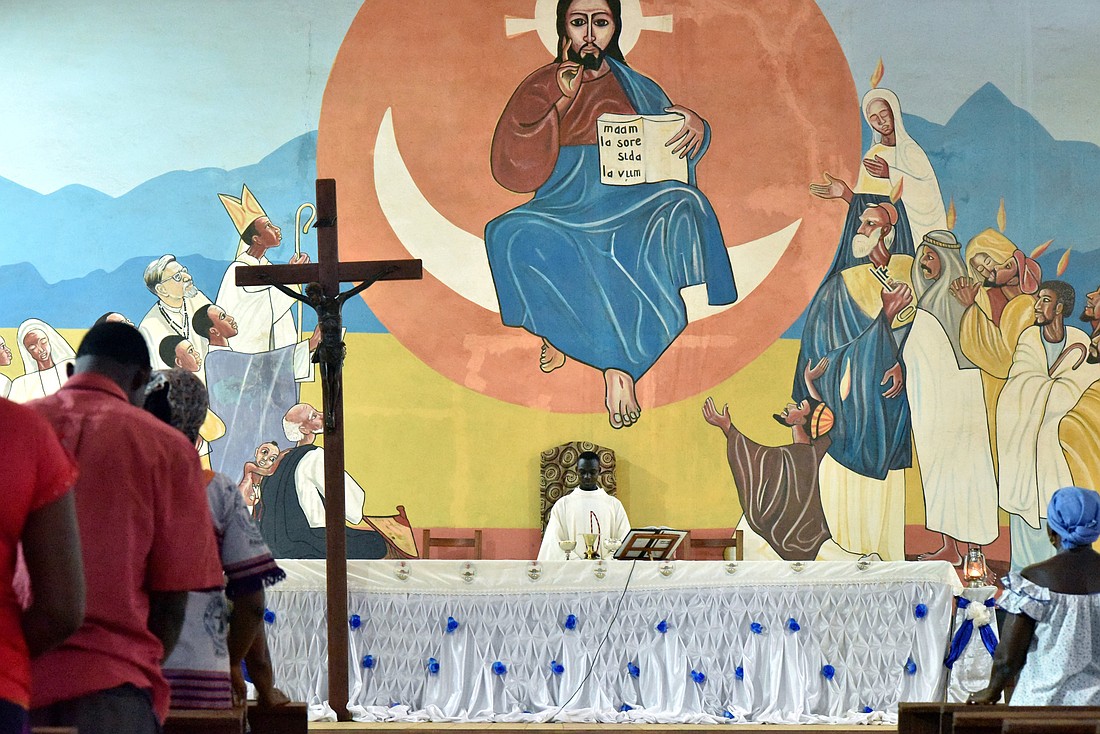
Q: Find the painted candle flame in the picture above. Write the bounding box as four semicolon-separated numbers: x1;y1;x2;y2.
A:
840;359;852;402
946;198;956;230
1031;239;1053;259
870;58;885;89
997;198;1007;233
1057;249;1071;277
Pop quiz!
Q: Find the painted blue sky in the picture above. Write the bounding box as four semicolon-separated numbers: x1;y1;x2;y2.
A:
1;0;1097;196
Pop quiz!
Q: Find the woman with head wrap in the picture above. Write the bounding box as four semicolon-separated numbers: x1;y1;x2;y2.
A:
142;369;290;710
969;486;1100;705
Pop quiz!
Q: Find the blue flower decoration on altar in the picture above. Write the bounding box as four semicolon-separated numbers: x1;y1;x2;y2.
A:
620;704;633;712
656;619;668;633
914;603;928;619
361;654;375;669
627;662;640;678
446;616;459;633
550;660;564;675
564;614;578;630
862;706;874;714
349;614;362;630
750;622;764;635
735;666;744;680
263;609;276;624
723;710;735;720
822;665;836;680
904;657;917;675
492;661;507;676
427;657;440;675
786;617;801;632
690;670;706;684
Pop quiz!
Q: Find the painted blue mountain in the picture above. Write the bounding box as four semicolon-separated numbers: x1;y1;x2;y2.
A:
0;254;383;332
1;83;1096;334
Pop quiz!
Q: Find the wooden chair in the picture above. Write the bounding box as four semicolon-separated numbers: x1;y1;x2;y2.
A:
422;528;483;559
683;529;744;560
898;703;1100;734
1002;721;1100;734
247;702;308;734
539;441;617;531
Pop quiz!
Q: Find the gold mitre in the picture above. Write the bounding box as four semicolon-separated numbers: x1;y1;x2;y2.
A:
218;184;268;236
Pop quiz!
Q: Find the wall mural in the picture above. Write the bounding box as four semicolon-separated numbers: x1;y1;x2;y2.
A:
2;0;1098;571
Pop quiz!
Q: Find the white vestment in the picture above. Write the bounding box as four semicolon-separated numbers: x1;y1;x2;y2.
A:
293;446;366;527
537;487;630;561
997;325;1100;527
216;253;300;354
0;373;9;399
138;292;212;370
904;309;998;543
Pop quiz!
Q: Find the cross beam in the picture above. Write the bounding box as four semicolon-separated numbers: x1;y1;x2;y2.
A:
236;178;421;719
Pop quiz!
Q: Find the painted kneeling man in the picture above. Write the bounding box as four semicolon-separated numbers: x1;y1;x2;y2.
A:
538;451;630;560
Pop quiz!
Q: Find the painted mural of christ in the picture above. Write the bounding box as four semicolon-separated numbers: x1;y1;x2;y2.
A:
484;0;737;428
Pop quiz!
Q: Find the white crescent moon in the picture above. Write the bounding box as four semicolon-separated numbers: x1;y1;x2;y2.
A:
372;108;799;322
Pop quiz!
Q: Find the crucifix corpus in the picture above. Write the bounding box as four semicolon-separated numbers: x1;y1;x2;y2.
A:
235;178;422;719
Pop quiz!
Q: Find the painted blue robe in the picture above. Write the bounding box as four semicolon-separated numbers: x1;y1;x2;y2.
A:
792;193;915;479
485;59;737;380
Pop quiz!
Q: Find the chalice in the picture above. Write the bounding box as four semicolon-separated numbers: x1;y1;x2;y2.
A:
558;539;577;560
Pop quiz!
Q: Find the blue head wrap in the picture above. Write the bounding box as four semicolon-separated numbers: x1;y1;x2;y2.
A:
1047;486;1100;549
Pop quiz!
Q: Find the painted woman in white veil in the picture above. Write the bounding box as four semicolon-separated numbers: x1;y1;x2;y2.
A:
8;318;77;403
854;88;946;243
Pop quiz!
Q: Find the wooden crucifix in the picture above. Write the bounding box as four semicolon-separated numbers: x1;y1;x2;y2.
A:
236;178;421;719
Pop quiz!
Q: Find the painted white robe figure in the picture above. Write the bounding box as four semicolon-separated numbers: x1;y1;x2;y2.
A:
538;487;630;561
998;325;1099;528
854;88;946;244
138;292;212;370
216;253;300;354
8;319;76;404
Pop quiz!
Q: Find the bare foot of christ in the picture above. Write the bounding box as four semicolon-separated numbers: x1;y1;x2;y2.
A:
604;368;641;429
916;535;964;565
540;338;566;373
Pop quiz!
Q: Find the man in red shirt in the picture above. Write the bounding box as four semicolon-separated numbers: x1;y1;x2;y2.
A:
27;322;224;734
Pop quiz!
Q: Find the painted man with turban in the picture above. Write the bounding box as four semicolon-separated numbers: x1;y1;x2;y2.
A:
904;230;998;562
703;358;862;562
950;230;1042;479
969;486;1100;707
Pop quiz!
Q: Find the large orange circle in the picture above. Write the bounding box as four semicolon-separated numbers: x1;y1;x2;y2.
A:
319;0;858;413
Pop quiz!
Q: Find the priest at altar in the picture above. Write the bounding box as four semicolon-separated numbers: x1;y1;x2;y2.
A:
537;451;630;560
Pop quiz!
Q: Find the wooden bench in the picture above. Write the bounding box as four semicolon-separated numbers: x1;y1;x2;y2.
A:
247;701;308;734
1001;720;1100;734
163;706;245;734
899;703;1100;734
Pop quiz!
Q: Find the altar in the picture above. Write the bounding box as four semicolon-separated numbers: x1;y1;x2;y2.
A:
263;559;961;724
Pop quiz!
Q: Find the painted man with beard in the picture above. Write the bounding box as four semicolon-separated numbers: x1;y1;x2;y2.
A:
793;201;914;560
254;403;387;559
486;0;736;430
1059;283;1100;514
998;281;1099;569
903;230;998;563
139;255;212;371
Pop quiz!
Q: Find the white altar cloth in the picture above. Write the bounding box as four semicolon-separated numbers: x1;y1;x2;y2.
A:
263;559;961;724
